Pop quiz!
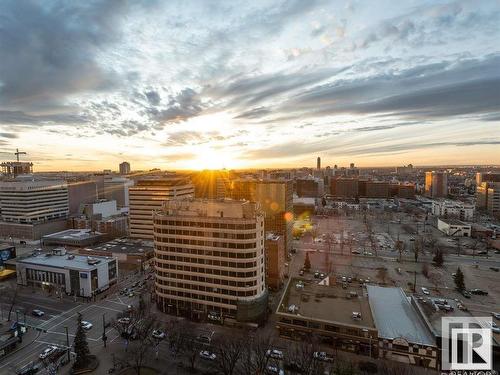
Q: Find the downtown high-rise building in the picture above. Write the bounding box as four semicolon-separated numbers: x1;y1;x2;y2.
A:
231;179;293;254
153;198;267;322
424;171;448;198
0;177;69;239
0;177;69;224
119;161;131;175
129;176;194;239
476;173;500;217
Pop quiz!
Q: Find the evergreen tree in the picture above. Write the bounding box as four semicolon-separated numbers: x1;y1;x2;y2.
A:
304;252;311;271
454;267;465;292
74;313;90;369
433;249;444;267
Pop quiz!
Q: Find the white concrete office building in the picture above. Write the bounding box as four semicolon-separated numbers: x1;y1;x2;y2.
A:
0;177;69;224
16;248;118;297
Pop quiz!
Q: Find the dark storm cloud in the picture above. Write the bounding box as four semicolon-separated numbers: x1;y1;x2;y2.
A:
0;132;18;139
272;54;500;120
205;67;349;111
0;110;87;125
234;107;272;119
144;90;161;106
338;140;500;157
148;88;206;125
0;0;128;115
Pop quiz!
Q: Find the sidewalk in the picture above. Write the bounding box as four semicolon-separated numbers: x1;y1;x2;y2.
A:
0;317;41;361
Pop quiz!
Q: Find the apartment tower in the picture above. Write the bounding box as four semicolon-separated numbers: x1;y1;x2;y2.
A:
424;171;448;198
129;177;194;239
153;198;268;322
231;179;293;254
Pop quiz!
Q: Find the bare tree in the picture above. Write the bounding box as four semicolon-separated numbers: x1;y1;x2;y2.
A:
286;336;326;375
421;263;430;278
413;237;422;263
395;240;405;262
212;334;245;375
239;333;273;375
6;283;19;321
111;298;162;375
428;271;442;291
376;267;388;284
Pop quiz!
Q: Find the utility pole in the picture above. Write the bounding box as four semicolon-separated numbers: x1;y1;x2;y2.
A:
102;313;107;348
15;310;21;342
65;326;70;363
413;270;417;293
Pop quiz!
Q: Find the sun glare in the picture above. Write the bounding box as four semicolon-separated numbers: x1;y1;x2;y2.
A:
187;147;235;170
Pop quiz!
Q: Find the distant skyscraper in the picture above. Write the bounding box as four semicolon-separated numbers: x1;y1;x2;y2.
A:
425;171;448;198
119;161;131;175
231;179;293;254
153;198;268;322
317;157;321;170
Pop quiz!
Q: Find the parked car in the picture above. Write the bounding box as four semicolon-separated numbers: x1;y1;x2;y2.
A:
461;290;472;298
313;271;320;278
492;312;500;320
358;361;378;373
32;309;44;317
421;287;430;295
470;289;488;296
299;269;304;276
118;317;131;325
351;250;361;255
81;321;93;330
313;351;333;362
266;349;284;360
266;365;284;375
199;350;216;361
152;329;166;339
490;322;500;334
16;363;40;375
39;346;58;360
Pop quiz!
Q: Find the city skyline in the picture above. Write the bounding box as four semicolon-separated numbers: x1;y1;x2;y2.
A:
1;0;500;171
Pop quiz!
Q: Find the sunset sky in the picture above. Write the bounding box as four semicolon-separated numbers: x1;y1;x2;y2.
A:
1;0;500;171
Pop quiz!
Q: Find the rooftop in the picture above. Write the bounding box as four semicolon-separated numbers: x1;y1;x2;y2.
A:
438;218;470;226
277;277;375;329
43;229;104;241
293;197;316;205
367;285;435;346
414;296;500;346
88;238;153;254
18;250;114;271
158;198;262;219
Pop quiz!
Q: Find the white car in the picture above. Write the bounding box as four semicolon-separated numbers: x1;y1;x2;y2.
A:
39;345;57;359
81;321;93;330
313;351;333;362
199;350;216;360
118;317;131;325
152;329;166;339
266;365;284;375
492;312;500;320
266;349;284;360
421;287;430;295
490;322;500;334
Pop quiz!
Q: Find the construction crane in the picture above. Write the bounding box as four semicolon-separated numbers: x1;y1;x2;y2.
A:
14;148;26;161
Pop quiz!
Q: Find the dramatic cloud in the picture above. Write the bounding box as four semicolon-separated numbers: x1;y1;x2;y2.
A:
0;0;499;168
